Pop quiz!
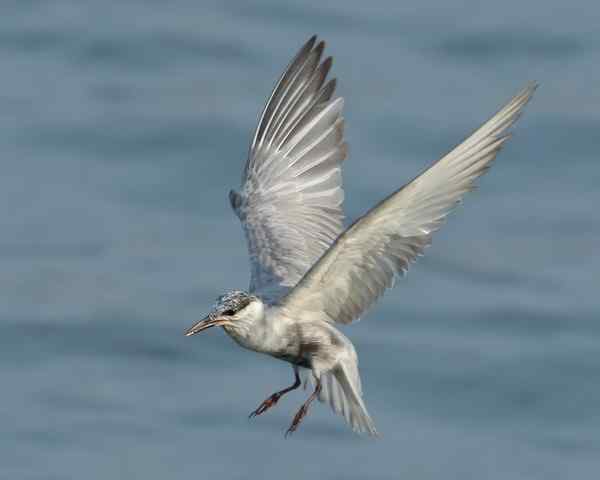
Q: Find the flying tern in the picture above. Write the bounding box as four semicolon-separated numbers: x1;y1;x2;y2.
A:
185;35;536;436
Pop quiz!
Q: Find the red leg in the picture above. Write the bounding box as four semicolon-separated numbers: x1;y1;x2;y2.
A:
285;377;322;437
249;368;301;418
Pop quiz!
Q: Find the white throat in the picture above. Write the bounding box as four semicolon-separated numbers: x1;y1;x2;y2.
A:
223;298;266;351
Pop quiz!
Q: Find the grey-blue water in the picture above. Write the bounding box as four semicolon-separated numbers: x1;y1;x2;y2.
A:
2;1;599;478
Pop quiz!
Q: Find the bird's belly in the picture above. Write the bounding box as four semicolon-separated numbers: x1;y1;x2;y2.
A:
255;337;308;367
269;350;311;368
225;322;307;366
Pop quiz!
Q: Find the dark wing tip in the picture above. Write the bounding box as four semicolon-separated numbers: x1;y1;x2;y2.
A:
321;56;333;74
315;39;326;55
229;189;242;216
304;35;318;53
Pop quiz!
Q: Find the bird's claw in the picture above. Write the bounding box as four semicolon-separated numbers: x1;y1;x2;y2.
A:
249;393;281;418
284;405;308;437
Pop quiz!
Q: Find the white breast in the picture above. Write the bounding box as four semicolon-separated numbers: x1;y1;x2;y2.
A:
224;303;301;361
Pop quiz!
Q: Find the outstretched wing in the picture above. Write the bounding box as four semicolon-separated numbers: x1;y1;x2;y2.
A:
230;36;347;302
282;84;537;324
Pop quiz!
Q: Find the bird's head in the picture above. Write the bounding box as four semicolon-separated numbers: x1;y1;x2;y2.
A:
184;290;261;337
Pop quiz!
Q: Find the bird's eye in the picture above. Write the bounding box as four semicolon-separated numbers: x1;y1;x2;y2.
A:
222;309;235;316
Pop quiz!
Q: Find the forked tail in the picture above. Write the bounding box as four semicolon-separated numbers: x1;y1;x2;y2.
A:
304;361;378;436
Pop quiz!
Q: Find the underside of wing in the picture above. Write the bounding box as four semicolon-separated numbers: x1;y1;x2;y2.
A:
231;36;347;301
282;83;537;324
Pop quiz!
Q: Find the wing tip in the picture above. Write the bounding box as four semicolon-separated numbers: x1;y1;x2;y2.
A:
305;34;318;50
229;189;242;216
524;80;539;92
315;39;326;55
505;81;538;117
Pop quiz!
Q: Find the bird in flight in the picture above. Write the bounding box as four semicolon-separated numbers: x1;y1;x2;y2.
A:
185;35;536;436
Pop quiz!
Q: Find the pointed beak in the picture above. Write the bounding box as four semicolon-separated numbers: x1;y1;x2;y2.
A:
184;314;227;337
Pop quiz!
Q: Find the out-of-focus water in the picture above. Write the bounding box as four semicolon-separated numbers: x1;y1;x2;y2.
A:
2;1;599;478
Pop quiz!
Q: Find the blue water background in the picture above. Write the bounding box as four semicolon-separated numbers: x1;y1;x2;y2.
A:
2;1;599;478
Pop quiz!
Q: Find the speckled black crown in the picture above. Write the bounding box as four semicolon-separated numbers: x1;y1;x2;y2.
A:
214;290;253;314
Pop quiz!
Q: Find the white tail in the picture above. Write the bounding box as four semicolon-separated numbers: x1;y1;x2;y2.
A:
303;361;378;436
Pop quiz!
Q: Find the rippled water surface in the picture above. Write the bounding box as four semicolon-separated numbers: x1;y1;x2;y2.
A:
2;1;599;479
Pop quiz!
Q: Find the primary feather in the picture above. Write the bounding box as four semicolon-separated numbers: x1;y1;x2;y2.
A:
230;36;347;302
